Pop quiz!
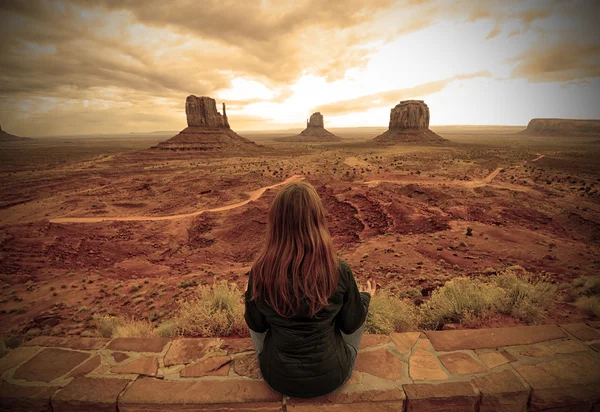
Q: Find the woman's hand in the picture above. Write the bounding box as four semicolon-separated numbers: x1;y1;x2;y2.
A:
359;279;377;296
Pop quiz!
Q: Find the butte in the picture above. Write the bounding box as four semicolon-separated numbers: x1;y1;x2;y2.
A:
0;124;32;142
153;95;263;152
521;118;600;136
372;100;445;144
278;112;341;143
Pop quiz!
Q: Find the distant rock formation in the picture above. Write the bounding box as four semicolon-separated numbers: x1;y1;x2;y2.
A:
372;100;445;144
522;118;600;136
0;124;32;141
153;96;262;152
277;112;341;142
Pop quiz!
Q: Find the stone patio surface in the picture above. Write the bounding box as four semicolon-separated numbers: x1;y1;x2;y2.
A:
0;322;599;411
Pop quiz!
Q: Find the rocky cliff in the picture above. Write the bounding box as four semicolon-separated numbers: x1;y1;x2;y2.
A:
153;96;262;153
0;124;32;141
523;118;600;136
373;100;445;144
185;96;229;128
278;112;341;143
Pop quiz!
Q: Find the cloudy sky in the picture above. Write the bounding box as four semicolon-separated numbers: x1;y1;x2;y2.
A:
0;0;599;136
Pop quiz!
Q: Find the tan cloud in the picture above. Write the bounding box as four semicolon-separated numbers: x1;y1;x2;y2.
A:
509;43;600;82
315;71;492;116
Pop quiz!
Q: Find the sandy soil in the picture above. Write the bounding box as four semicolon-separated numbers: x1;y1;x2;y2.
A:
0;127;599;336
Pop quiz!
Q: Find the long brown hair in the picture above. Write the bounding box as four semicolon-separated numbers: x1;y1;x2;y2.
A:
251;181;339;317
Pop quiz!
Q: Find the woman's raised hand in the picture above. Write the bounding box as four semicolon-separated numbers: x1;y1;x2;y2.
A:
359;279;377;296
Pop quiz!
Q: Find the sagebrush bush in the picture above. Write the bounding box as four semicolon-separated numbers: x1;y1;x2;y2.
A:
575;296;600;317
365;290;419;334
93;315;157;338
581;276;600;296
492;272;556;323
418;277;503;329
168;281;247;337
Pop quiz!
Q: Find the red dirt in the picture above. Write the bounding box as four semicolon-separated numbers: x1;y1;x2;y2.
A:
0;129;599;336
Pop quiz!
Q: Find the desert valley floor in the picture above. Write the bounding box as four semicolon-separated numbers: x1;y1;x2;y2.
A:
0;126;599;337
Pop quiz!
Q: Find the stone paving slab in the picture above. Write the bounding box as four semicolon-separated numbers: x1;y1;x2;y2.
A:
560;323;600;342
25;336;109;350
51;377;131;412
1;327;600;411
425;325;566;351
106;337;169;353
118;378;282;411
404;381;479;412
0;381;59;411
163;338;220;366
13;348;91;383
472;370;530;412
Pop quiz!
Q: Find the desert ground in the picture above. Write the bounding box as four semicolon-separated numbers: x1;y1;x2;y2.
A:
1;126;599;337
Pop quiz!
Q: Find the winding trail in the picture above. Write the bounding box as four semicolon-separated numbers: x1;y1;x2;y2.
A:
364;168;502;189
50;175;304;224
531;154;545;162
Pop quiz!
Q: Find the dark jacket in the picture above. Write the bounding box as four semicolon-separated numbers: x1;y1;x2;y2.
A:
244;260;370;398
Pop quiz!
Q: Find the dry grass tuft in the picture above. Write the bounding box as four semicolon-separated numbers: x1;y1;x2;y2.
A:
168;281;247;337
575;296;600;317
366;290;419;334
93;315;157;338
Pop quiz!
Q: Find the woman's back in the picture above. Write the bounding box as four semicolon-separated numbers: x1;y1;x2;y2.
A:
245;260;370;398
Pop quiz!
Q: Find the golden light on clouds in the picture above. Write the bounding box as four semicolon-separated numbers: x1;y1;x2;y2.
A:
0;0;599;136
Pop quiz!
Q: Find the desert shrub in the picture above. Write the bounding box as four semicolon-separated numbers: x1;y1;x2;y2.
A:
419;277;503;329
575;296;600;317
113;319;157;338
93;315;157;338
418;272;555;329
492;272;556;323
0;341;7;359
93;315;122;338
168;281;247;337
581;276;600;296
156;320;177;338
366;290;419;334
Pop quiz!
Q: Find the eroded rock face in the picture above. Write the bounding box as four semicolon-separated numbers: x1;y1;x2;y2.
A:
524;118;600;136
389;100;430;129
373;100;444;144
307;112;324;128
153;95;262;153
186;96;230;128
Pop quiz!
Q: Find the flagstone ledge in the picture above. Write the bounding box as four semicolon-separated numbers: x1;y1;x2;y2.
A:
1;324;599;411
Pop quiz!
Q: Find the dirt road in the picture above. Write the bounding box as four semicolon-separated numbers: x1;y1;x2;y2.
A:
50;175;304;224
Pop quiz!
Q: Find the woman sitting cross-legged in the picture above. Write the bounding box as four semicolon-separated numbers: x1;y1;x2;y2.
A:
244;180;376;398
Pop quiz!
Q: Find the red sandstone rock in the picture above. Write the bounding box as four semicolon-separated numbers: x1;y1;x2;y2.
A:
13;348;91;383
287;388;405;411
0;346;39;374
112;352;129;363
163;338;221;366
26;336;109;350
153;95;262;152
221;338;254;354
476;350;511;369
438;352;487;375
111;356;158;376
373;100;445;144
354;348;403;380
390;332;420;355
118;378;281;410
0;381;58;411
359;334;390;349
232;353;261;379
425;325;566;351
278;112;341;142
404;381;479;412
106;337;169;353
547;339;587;354
180;355;231;377
51;377;130;412
409;349;448;381
523;118;600;136
67;355;101;378
472;370;530;412
560;323;600;341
